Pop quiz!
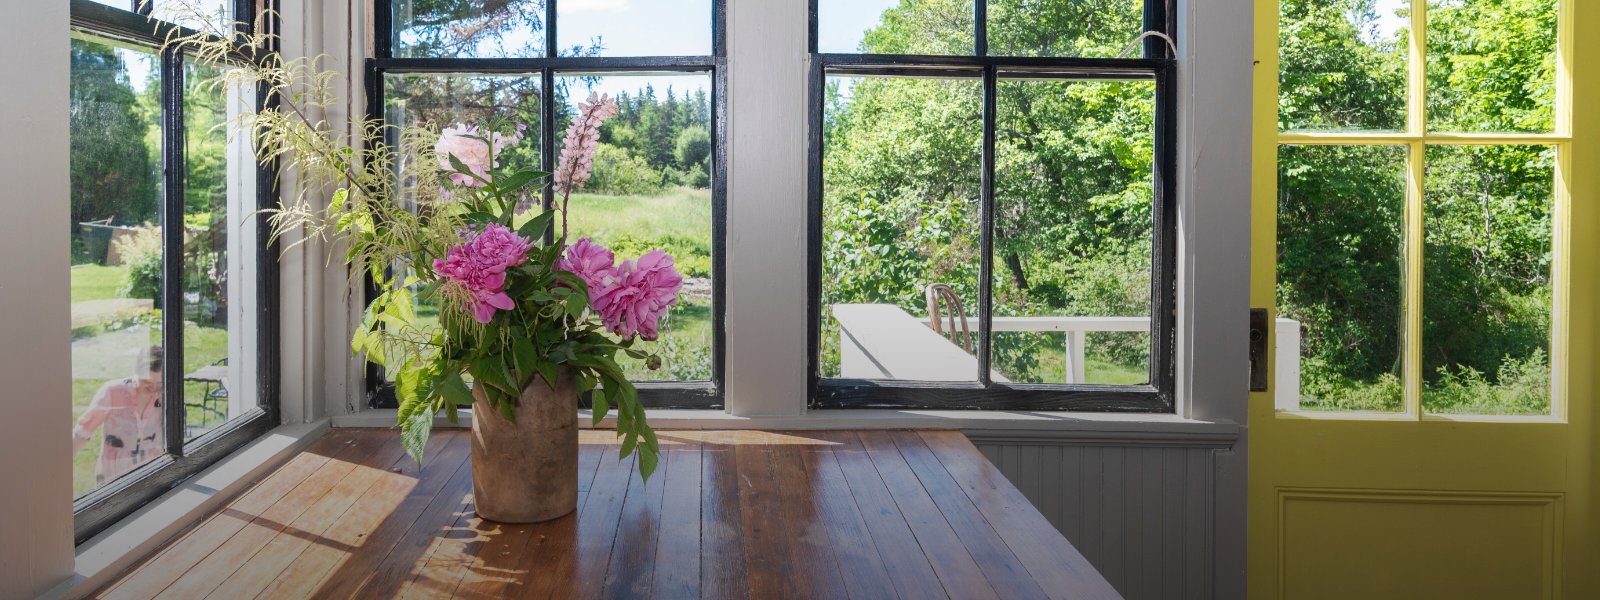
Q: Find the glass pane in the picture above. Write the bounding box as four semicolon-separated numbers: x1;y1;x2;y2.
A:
1422;145;1553;415
383;73;544;377
817;0;974;55
556;0;711;56
991;78;1155;385
1426;0;1557;133
987;0;1144;58
149;0;233;34
552;73;714;381
1277;145;1407;412
821;75;982;382
69;33;168;498
392;0;547;58
1278;0;1408;132
181;60;259;441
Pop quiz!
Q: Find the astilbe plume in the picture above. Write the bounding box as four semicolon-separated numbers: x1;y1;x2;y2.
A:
434;224;535;323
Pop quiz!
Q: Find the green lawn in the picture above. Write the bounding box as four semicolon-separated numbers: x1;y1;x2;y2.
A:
71;264;129;303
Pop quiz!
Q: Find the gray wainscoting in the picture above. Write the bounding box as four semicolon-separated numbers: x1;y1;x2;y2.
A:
965;430;1233;600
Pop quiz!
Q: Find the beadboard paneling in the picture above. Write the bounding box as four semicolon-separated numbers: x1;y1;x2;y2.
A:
969;436;1222;600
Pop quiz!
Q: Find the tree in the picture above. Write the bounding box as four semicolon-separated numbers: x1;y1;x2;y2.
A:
70;38;159;239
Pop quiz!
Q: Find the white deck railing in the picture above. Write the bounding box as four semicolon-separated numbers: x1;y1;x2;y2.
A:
834;304;1302;408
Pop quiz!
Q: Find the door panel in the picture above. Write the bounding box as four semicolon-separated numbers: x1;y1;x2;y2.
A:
1249;0;1597;597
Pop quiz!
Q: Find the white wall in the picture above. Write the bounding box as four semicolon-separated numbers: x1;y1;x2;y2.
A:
0;0;78;596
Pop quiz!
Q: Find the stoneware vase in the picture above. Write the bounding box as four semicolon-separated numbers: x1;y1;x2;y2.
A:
469;367;578;523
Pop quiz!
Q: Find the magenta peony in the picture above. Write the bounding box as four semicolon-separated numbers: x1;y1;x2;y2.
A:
435;123;524;187
434;224;534;323
556;237;616;291
553;93;621;196
590;249;683;341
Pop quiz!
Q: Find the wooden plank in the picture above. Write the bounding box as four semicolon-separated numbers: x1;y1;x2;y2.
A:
353;437;479;599
204;431;408;599
887;431;1049;600
698;431;747;600
857;432;1000;600
918;431;1121;600
600;439;671;599
544;442;635;599
818;431;947;599
153;432;374;599
253;430;463;600
304;430;472;599
800;436;899;600
99;432;353;600
649;435;704;600
734;436;796;598
767;438;849;599
448;442;605;599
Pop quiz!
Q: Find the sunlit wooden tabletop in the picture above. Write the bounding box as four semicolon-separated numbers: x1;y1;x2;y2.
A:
98;428;1120;599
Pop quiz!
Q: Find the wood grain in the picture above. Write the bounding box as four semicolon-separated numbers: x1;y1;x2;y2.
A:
96;428;1120;600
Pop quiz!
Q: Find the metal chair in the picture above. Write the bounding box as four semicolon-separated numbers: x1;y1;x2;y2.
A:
924;283;972;353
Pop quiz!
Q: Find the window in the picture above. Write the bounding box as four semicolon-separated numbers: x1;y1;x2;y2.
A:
370;0;724;408
808;0;1177;410
68;0;278;544
1276;0;1564;417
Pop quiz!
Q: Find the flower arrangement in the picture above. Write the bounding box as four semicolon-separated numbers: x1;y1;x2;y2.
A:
157;7;668;477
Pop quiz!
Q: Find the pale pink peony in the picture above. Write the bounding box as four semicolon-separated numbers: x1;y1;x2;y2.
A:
590;249;683;341
433;224;533;323
553;93;621;196
556;237;616;291
435;123;524;188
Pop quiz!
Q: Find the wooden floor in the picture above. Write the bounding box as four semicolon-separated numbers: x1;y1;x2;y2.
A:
97;428;1119;599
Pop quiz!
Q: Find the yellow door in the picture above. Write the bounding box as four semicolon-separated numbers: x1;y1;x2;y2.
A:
1250;0;1597;598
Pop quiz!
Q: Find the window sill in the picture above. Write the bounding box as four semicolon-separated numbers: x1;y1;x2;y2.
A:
54;419;329;600
332;408;1239;443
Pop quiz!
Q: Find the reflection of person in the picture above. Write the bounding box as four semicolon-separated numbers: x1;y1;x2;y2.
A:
73;345;165;487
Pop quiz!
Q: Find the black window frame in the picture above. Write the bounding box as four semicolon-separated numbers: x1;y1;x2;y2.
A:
366;0;728;409
69;0;282;544
806;0;1179;411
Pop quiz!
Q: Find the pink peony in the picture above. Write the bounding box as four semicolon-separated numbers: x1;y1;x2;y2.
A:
590;250;683;341
556;237;616;291
433;224;533;323
553;93;621;196
435;123;524;188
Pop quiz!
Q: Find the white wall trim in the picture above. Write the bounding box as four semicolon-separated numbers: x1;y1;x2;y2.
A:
0;1;75;595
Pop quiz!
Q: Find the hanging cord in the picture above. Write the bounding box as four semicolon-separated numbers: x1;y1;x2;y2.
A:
1116;31;1179;59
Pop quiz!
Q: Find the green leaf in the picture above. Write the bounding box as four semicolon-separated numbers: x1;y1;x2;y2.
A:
511;338;539;388
497;170;550;196
516;209;557;242
437;370;475;408
400;410;433;467
469;355;517;395
446;152;491;186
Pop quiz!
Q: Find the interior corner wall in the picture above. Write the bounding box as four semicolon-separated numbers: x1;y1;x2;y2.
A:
0;0;78;596
277;0;366;424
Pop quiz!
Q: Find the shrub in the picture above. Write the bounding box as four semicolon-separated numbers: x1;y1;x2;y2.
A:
587;143;665;196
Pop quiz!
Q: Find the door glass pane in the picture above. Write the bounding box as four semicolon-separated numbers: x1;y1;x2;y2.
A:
987;0;1144;58
1426;0;1557;134
553;73;714;381
1278;0;1408;132
392;0;547;58
991;78;1155;385
383;73;544;378
1422;144;1553;415
1277;144;1407;412
556;0;710;56
182;60;259;441
70;33;169;498
817;0;974;55
820;75;982;382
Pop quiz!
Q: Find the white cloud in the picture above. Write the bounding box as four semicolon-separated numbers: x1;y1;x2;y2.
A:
558;0;630;14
